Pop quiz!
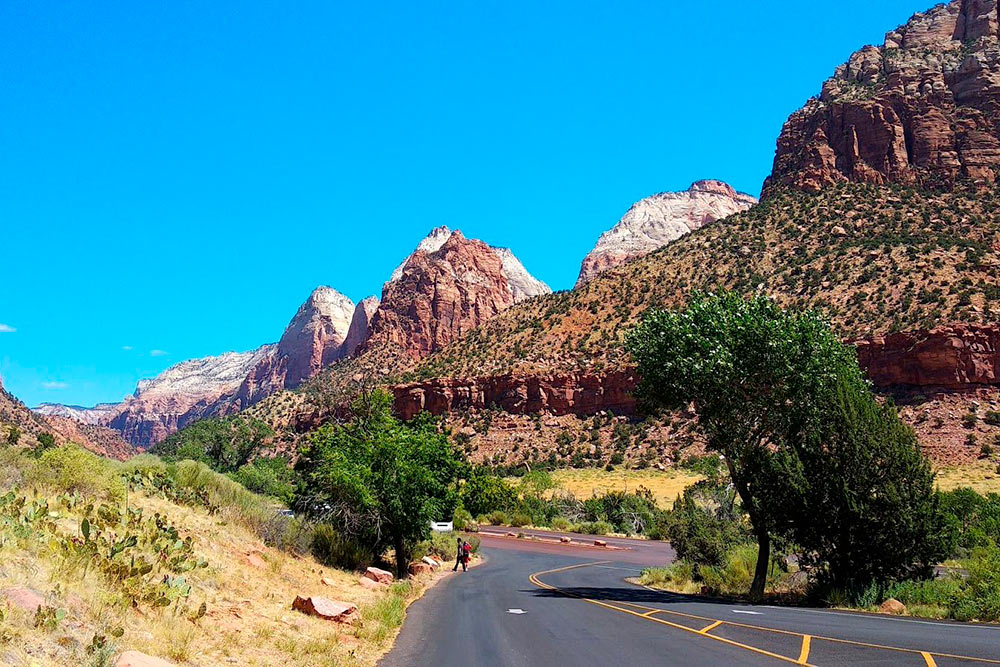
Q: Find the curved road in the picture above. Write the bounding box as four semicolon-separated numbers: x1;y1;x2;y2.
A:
382;532;1000;666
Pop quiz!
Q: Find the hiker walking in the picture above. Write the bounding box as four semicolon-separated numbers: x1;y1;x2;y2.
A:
452;537;465;572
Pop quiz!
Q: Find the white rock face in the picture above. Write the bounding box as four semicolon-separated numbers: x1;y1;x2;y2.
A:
342;296;380;359
132;345;276;400
388;226;551;302
576;180;757;286
275;286;356;386
33;402;120;424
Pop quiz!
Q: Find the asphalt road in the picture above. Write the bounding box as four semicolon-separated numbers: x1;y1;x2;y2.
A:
381;532;1000;666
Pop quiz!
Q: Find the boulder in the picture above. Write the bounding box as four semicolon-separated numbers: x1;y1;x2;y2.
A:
879;598;907;615
409;562;434;576
559;536;572;543
115;651;175;667
2;586;44;612
594;540;607;547
320;577;337;587
291;596;357;623
421;556;440;568
363;566;394;585
358;577;386;591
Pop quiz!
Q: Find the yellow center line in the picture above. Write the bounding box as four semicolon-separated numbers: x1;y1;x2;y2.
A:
797;635;811;665
529;564;1000;666
699;620;722;634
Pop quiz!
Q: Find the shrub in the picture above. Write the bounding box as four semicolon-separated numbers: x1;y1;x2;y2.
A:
950;544;1000;622
984;411;1000;426
33;432;56;457
509;512;531;527
460;471;518;517
485;511;509;526
30;445;124;501
6;426;20;446
452;507;474;531
665;483;749;567
312;523;372;570
550;517;571;531
699;543;759;595
572;521;613;535
962;413;978;429
229;456;295;503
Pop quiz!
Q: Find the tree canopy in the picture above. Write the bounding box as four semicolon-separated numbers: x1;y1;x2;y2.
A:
294;390;460;577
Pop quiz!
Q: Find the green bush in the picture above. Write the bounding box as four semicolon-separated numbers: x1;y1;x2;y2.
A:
30;445;124;501
461;471;518;517
229;456;295;503
452;507;474;531
485;511;509;526
699;543;758;595
509;512;531;527
665;483;749;567
550;517;572;531
312;523;373;570
572;521;613;536
950;544;1000;621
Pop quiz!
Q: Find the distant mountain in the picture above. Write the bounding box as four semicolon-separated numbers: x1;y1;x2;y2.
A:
387;226;551;303
34;402;120;424
576;180;756;286
3;376;133;460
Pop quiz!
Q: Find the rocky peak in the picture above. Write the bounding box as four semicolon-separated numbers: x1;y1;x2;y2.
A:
366;230;518;359
277;286;355;387
387;226;550;302
576;181;757;286
764;0;1000;195
342;296;380;359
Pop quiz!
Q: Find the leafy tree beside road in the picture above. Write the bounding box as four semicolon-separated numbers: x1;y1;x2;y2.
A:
627;292;945;599
294;390;460;578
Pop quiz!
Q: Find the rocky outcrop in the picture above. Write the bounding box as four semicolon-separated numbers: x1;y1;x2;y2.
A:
387;226;550;302
104;345;275;448
764;0;1000;196
366;232;521;360
854;324;1000;388
222;287;355;412
577;180;757;285
42;415;135;460
392;369;638;420
394;324;1000;421
33;402;120;424
342;296;380;359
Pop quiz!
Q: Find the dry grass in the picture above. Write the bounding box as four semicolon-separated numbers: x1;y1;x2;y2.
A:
935;461;1000;495
0;450;438;666
549;467;702;507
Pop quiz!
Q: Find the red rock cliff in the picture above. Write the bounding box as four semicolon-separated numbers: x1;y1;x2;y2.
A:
365;231;517;360
393;324;1000;420
764;0;1000;196
392;369;638;420
854;323;1000;388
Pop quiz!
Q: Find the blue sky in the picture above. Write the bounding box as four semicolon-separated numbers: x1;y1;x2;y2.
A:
1;0;931;407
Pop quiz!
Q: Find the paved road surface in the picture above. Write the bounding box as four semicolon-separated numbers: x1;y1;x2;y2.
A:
382;532;1000;666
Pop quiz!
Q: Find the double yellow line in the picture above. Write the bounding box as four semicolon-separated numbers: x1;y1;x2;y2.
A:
529;562;1000;666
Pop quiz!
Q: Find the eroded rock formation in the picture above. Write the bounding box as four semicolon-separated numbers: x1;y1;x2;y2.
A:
577;180;757;285
764;0;1000;195
342;296;380;359
366;232;523;360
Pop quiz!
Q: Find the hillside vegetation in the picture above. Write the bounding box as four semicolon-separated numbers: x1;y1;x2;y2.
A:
0;444;434;666
409;183;1000;380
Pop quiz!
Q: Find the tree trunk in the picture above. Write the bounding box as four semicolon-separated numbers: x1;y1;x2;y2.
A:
394;532;408;579
724;455;769;602
750;527;770;602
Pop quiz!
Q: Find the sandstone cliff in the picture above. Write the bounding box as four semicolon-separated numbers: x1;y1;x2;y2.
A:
342;296;380;359
577;180;757;285
365;231;523;360
765;0;1000;195
387;226;550;303
104;345;275;448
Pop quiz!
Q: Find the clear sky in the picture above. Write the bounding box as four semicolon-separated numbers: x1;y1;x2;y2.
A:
1;0;932;407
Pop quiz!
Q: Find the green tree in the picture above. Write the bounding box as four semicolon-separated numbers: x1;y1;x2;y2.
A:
33;432;56;457
6;425;21;446
295;390;460;578
153;416;272;473
461;470;519;517
764;368;947;588
626;292;862;599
